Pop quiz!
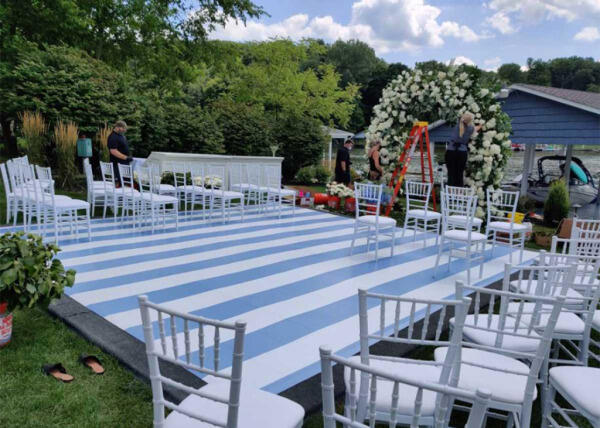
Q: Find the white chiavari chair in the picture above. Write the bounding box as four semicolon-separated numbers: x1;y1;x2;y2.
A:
486;188;527;263
319;346;491;428
206;164;244;224
264;165;296;218
350;183;397;261
137;165;179;233
444;186;483;232
118;163;142;228
351;289;470;426
434;191;486;285
138;296;305;428
402;180;441;247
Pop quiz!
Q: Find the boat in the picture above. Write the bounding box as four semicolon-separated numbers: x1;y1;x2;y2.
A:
505;155;598;206
511;143;524;152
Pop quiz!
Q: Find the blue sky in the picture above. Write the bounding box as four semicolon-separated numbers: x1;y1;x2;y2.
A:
209;0;600;69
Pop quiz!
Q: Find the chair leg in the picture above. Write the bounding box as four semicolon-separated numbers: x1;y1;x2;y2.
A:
86;207;91;241
350;223;358;255
402;215;408;238
466;245;472;285
434;238;444;278
374;227;379;261
390;226;396;257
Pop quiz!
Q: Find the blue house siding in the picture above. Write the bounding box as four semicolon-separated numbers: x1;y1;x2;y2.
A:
500;91;600;145
428;90;600;145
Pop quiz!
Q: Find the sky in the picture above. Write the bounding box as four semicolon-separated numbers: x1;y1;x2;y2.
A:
208;0;600;70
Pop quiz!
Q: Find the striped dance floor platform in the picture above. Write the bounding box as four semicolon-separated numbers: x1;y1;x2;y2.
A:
4;207;537;398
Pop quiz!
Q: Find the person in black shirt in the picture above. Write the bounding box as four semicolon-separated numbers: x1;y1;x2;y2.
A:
107;120;132;186
335;138;353;185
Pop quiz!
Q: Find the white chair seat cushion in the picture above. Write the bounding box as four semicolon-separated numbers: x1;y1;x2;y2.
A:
451;315;541;353
509;280;584;306
115;187;140;195
448;215;483;226
52;198;90;210
550;366;600;418
213;190;244;200
443;230;487;242
94;181;112;188
434;347;535;404
487;221;528;232
357;215;397;226
231;183;258;191
164;381;304;428
506;302;585;335
142;193;178;204
343;356;441;416
158;184;176;192
406;209;441;219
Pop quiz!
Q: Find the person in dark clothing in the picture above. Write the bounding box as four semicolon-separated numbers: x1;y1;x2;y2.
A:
107;120;132;186
335;139;353;185
368;140;383;181
445;112;482;187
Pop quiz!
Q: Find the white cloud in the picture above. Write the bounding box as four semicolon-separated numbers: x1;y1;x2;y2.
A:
209;0;483;55
445;56;476;67
574;26;600;42
483;56;502;71
485;12;516;34
485;0;600;34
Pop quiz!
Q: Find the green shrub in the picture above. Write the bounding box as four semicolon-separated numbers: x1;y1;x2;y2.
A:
313;165;331;184
295;166;316;184
543;180;570;226
0;233;75;312
517;195;536;213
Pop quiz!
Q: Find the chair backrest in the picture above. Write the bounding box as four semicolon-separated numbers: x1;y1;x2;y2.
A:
319;346;491;428
246;164;260;187
441;191;478;232
84;163;94;194
229;163;243;187
354;182;383;219
455;281;566;425
206;164;226;191
100;161;117;187
35;165;52;181
405;181;432;212
171;162;189;190
118;164;137;199
551;235;600;257
357;289;470;423
504;262;576;299
444;185;474;197
486;188;519;224
189;163;205;188
138;296;246;428
264;164;281;189
0;163;12;195
572;218;600;241
136;165;160;199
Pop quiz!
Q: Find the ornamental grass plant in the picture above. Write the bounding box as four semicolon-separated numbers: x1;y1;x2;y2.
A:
54;120;79;189
96;123;111;162
18;111;48;164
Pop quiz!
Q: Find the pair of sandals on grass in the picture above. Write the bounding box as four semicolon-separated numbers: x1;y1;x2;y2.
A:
42;354;105;382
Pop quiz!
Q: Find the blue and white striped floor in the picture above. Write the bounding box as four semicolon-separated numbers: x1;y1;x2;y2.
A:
3;208;537;393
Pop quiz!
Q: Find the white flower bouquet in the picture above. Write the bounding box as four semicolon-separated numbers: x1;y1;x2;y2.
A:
204;175;223;188
326;182;354;198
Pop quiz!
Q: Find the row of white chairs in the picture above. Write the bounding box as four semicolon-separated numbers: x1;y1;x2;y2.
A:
85;161;298;229
1;157;91;242
137;249;600;427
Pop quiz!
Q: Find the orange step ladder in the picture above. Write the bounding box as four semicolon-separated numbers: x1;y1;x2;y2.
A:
384;121;437;216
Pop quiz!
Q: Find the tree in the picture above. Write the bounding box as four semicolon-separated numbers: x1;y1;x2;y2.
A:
226;40;359;127
326;39;386;87
526;58;552;86
497;63;524;84
360;62;410;128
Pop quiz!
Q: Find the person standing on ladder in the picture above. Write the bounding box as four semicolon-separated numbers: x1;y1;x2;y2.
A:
445;112;482;187
368;140;383;181
335;138;353;185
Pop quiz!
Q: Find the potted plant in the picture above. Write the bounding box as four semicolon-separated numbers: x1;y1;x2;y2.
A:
543;180;570;227
0;233;75;347
326;182;342;209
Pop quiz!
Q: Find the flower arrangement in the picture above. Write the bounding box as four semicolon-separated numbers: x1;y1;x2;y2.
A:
366;67;512;217
326;182;354;198
204;175;223;188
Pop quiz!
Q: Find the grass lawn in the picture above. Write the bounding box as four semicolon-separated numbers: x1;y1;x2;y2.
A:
0;308;153;428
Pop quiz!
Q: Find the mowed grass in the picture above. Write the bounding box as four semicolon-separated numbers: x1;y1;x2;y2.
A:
0;308;153;428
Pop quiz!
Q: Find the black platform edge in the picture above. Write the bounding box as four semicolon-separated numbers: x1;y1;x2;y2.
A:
47;294;204;403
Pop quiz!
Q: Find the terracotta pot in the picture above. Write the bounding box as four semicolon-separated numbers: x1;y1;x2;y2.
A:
314;193;329;205
327;196;341;209
0;302;12;348
345;197;356;213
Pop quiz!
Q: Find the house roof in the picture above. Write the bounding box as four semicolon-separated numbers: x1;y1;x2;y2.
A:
510;84;600;115
322;126;354;140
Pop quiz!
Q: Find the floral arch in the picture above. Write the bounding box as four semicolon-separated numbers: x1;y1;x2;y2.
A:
365;68;513;216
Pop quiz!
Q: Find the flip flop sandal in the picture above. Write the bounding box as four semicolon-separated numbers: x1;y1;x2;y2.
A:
42;363;74;383
79;354;105;375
